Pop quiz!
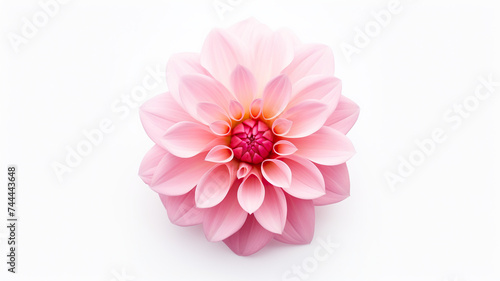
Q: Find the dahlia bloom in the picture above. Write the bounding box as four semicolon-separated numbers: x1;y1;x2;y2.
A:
139;18;359;256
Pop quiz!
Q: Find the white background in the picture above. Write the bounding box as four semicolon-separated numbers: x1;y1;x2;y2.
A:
1;0;499;280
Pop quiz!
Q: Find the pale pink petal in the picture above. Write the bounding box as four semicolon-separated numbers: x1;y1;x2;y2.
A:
276;27;302;48
139;93;195;145
274;195;315;245
203;182;248;241
293;126;355;165
195;164;234;208
150;152;215;196
261;159;292;188
272;118;293;136
252;31;294;94
282;44;335;84
138;145;168;185
312;163;350;206
179;74;233;118
196;102;231;125
228;18;272;49
280;100;330;138
273;140;297;156
159;189;204;226
209;120;232;136
200;29;247;89
237;174;265;214
325;95;360;134
288;75;341;109
228;100;244;122
261;74;292;120
230;65;257;109
237;162;252;179
205;145;234;163
279;155;325;200
166;53;211;105
161;121;223;158
223;215;274;256
250;98;263;119
254;184;287;234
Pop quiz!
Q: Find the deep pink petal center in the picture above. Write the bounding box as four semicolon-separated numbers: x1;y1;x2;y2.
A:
230;119;273;164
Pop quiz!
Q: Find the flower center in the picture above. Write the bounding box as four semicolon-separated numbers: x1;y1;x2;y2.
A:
230;119;273;164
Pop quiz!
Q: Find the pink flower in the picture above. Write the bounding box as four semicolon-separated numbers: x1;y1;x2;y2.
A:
139;18;359;256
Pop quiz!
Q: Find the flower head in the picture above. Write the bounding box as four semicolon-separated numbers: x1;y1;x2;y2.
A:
139;18;359;256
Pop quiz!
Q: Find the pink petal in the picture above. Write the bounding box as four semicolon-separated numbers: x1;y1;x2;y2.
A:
237;162;252;179
159;189;204;226
274;195;315;245
205;145;234;163
324;95;360;134
273;140;297;156
209;120;232;136
276;27;301;48
228;100;244;121
280;100;330;138
230;65;257;109
139;93;195;145
293;126;355;165
161;121;222;158
237;174;265;214
254;184;287;234
203;181;248;241
150;152;215;196
200;29;247;89
261;74;292;120
179;74;233;119
195;164;234;208
250;98;263;119
288;75;341;109
228;18;272;50
281;44;335;84
279;155;325;200
272;118;293;136
312;163;350;206
166;53;211;105
261;159;292;188
138;145;168;185
252;31;294;94
196;102;231;125
223;215;274;256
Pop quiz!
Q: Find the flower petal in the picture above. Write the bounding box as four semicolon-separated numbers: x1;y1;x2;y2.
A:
261;74;292;120
261;159;292;188
139;93;195;145
209;120;232;136
272;118;293;136
150;152;215;196
280;100;331;138
205;145;234;163
281;44;335;84
250;98;263;119
279;155;325;200
254;184;287;234
179;74;233;119
312;163;350;206
161;121;222;158
274;195;315;245
230;65;257;110
228;100;244;121
200;29;247;89
293;126;356;165
288;75;341;109
196;102;231;125
324;95;360;134
223;215;274;256
138;145;168;185
203;181;248;241
237;162;252;179
237;174;265;214
273;140;297;156
228;18;272;50
195;164;234;208
159;189;204;226
166;53;211;105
